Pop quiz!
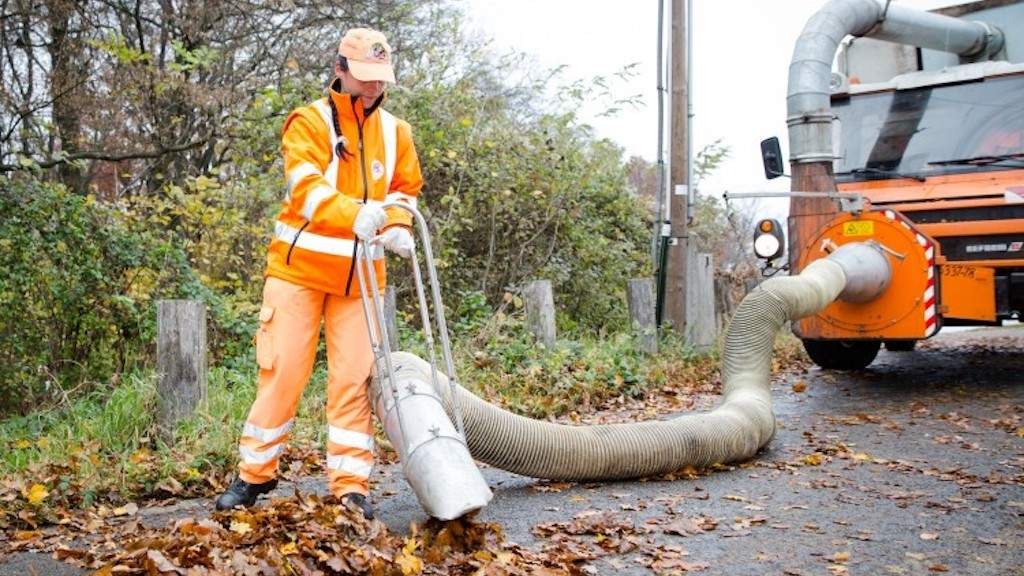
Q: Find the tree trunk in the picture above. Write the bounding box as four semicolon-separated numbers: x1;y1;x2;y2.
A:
47;0;84;192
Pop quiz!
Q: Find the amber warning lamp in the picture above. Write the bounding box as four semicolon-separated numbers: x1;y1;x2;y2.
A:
753;218;785;261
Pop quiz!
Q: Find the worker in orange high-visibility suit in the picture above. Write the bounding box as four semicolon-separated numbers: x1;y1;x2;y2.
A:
214;28;422;520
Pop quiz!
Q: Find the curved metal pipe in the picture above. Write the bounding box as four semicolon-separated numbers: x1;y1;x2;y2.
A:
787;0;1004;164
830;241;892;303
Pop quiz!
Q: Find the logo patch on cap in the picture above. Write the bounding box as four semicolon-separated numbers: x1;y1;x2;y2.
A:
371;159;385;181
368;42;388;62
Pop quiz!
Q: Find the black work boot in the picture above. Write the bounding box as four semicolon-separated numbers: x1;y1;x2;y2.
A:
340;492;375;520
214;477;278;510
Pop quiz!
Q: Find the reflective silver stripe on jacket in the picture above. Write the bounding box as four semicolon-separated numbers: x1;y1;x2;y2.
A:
301;185;335;221
285;162;322;202
385;191;418;208
380;108;397;191
312;99;340;185
274;220;384;259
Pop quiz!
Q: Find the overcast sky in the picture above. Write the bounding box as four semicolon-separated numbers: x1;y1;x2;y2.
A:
462;0;958;217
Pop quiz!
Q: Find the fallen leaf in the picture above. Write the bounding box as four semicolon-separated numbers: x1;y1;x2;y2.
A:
662;517;703;536
929;563;949;572
792;380;807;393
920;532;939;541
831;551;851;563
229;520;253;535
113;503;138;517
146;550;183;574
326;556;349;572
396;550;422;575
531;481;574;493
802;453;824;466
22;484;49;506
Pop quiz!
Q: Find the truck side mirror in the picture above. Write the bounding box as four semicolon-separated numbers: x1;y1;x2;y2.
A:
761;137;785;180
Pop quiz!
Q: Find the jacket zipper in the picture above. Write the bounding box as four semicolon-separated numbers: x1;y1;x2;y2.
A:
344;98;372;296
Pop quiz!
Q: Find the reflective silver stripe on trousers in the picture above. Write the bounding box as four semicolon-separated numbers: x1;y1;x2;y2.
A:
275;220;384;259
328;425;374;451
240;443;285;465
242;419;295;444
326;454;373;478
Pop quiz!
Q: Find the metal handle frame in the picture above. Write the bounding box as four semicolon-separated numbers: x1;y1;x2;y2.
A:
354;202;467;446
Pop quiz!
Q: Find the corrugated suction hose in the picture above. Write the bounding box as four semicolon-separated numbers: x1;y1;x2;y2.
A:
390;245;880;481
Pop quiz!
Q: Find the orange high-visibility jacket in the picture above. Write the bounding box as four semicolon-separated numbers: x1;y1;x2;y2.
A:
266;82;423;296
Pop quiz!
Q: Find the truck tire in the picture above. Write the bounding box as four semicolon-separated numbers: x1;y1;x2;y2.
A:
884;340;917;352
802;339;881;370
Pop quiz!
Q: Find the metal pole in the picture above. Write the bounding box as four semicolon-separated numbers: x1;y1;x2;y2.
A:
664;0;690;335
355;246;410;449
685;0;694;224
652;0;667;266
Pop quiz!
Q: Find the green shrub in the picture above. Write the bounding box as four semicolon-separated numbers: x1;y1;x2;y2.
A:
0;178;199;412
457;314;706;419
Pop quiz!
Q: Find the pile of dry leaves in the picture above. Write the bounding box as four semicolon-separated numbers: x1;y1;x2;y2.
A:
18;490;582;575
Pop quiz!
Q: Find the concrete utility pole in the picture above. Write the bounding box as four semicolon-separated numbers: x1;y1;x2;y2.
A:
664;0;689;334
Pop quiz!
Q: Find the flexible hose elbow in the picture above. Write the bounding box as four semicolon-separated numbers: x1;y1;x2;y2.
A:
387;244;884;481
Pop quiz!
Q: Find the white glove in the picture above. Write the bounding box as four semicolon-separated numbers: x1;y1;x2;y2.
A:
353;203;386;241
380;227;415;258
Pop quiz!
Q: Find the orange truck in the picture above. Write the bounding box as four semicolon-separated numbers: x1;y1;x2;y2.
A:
754;0;1023;369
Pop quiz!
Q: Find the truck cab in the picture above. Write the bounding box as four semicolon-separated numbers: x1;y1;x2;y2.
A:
832;62;1024;325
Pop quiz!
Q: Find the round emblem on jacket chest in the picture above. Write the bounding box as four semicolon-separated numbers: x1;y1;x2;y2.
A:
371;159;385;181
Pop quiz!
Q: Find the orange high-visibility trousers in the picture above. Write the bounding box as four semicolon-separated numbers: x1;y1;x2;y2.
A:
237;276;376;496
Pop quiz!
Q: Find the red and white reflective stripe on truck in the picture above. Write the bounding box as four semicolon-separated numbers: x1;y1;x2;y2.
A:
883;210;938;336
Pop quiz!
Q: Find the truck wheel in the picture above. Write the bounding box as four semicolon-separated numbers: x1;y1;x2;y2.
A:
884;340;917;352
802;339;881;370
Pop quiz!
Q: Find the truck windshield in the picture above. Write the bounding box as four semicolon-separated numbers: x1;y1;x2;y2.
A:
833;73;1024;181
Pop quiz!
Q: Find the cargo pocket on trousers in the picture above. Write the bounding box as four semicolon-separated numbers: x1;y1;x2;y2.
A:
256;306;275;371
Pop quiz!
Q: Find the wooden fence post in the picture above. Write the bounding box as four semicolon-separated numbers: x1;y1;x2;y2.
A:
685;251;717;352
383;286;398;350
156;300;207;441
627;278;658;355
523;280;556;347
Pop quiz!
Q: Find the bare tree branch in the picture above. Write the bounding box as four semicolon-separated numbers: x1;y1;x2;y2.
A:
0;135;210;171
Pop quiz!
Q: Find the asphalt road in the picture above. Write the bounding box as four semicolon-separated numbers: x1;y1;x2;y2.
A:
3;326;1022;575
367;326;1024;575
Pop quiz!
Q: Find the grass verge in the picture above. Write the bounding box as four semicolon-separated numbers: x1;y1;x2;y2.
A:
1;324;808;531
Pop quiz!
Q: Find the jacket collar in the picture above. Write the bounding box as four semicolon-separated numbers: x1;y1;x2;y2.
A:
328;77;385;122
